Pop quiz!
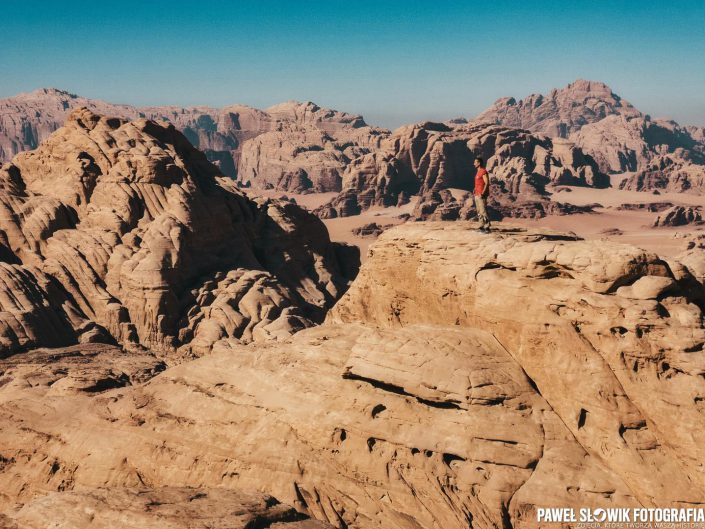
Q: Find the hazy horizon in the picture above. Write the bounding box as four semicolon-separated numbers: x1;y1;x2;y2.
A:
2;1;704;128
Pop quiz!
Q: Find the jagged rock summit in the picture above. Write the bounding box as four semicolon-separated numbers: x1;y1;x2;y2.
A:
476;79;705;192
475;79;641;138
316;120;608;219
6;81;705;208
0;88;383;187
0;108;357;356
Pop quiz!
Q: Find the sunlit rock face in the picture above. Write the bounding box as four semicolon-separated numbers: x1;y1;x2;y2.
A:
0;108;357;356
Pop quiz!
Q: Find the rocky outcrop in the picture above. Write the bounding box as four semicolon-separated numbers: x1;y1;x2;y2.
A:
351;222;392;237
653;205;704;227
494;199;597;219
413;190;466;221
615;201;674;212
620;153;705;193
476;79;641;138
2;224;705;529
318;122;607;218
676;248;705;285
0;304;639;529
1;488;331;529
236;124;384;192
5;84;705;201
570;115;705;174
265;101;367;132
476;80;705;193
314;152;415;217
0;89;382;182
0;109;357;356
0;89;271;177
329;223;705;517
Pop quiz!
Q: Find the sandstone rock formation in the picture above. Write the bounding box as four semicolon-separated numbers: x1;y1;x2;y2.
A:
0;88;268;176
676;247;705;285
476;80;705;192
2;223;705;528
476;79;641;138
412;189;468;221
408;189;577;222
351;222;392;237
330;223;705;518
266;100;367;132
0;300;639;529
0;89;383;184
1;488;331;529
5;83;705;204
0;108;357;356
570;115;705;174
318;122;607;218
654;205;704;227
236;122;385;192
620;153;705;193
615;201;674;212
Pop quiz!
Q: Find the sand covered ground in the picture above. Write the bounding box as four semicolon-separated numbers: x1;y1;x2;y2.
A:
245;175;705;260
513;175;705;257
244;189;415;258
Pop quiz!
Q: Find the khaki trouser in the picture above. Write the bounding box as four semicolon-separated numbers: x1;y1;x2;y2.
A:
475;195;490;228
474;195;490;229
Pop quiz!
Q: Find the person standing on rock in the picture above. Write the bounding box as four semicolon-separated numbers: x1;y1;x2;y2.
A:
473;156;491;232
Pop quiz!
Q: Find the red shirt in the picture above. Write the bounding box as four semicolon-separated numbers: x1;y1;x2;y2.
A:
474;167;488;196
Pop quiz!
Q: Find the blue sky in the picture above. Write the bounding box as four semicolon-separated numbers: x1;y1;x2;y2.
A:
1;1;704;128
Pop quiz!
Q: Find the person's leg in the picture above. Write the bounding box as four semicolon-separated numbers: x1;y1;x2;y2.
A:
483;196;491;231
475;195;489;229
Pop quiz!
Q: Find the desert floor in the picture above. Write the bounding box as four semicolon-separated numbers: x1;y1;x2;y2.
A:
246;175;705;261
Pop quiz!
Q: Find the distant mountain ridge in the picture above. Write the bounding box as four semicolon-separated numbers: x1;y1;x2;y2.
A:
475;79;642;138
0;88;377;183
475;79;705;192
3;81;705;197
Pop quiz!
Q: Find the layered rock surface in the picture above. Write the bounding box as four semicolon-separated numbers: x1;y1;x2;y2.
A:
0;108;356;355
0;89;381;183
2;223;705;528
330;223;705;513
476;80;705;192
476;79;641;138
317;122;607;219
0;488;331;529
0;295;638;529
237;122;385;193
653;205;704;226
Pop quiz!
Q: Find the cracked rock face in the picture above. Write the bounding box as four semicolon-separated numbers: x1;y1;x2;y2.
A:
475;79;641;139
0;487;332;528
317;122;607;219
330;223;705;513
0;108;357;356
0;89;378;183
476;80;705;191
2;224;704;528
0;322;637;529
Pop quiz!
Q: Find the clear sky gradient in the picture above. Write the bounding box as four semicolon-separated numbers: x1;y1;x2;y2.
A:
1;0;704;128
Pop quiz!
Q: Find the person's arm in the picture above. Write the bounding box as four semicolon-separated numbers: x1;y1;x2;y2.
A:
482;172;490;197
